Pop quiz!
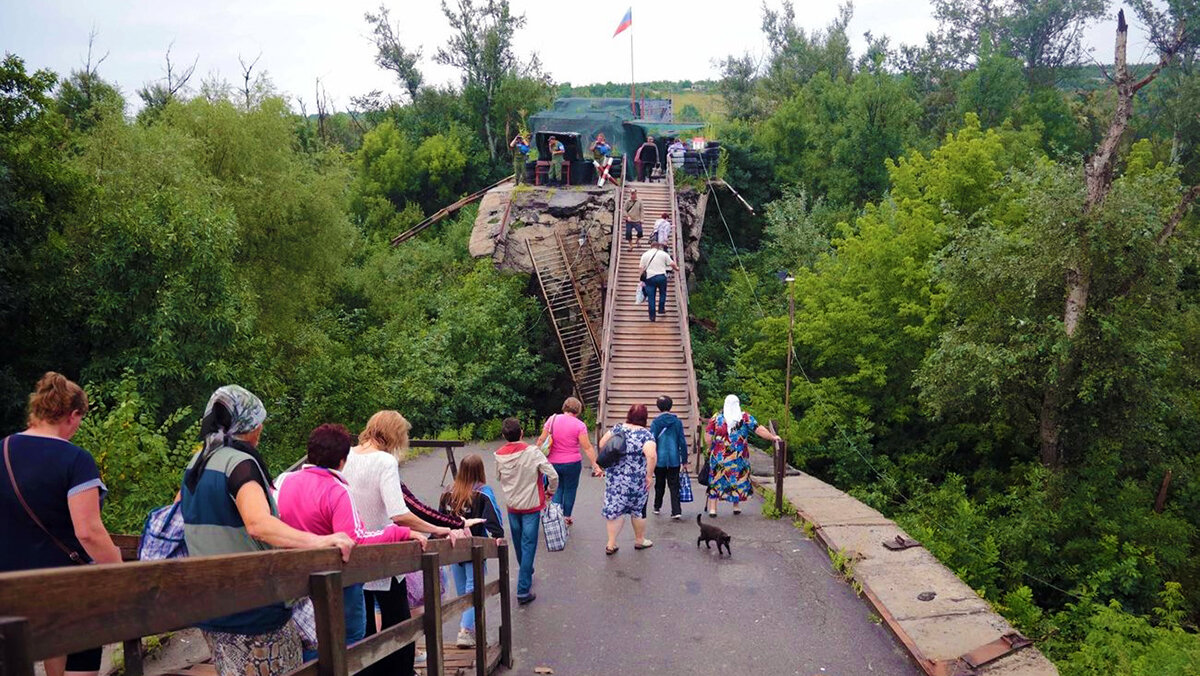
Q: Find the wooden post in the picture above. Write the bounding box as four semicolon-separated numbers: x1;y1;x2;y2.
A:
446;446;459;480
421;552;444;676
122;638;144;676
496;541;514;669
471;544;488;675
0;617;35;676
1154;470;1173;513
309;572;347;676
776;440;786;515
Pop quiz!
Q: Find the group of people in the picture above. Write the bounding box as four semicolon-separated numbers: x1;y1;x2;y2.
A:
2;371;779;676
506;133;690;188
623;188;680;322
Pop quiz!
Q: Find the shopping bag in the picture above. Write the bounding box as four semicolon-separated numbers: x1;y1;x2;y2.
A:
542;502;568;552
635;282;646;305
679;470;694;503
139;502;188;561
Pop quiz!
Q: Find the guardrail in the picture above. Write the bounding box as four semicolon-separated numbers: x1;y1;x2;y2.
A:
596;154;627;440
667;166;702;454
0;537;512;676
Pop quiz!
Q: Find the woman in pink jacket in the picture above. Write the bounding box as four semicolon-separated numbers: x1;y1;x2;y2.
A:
276;424;428;658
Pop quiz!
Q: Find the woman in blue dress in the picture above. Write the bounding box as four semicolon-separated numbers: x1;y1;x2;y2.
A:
596;404;657;555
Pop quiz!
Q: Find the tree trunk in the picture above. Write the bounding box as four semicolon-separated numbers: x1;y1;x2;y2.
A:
484;88;497;162
1037;11;1128;467
1037;10;1186;466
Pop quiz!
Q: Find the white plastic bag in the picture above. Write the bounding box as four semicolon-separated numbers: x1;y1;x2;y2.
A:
635;282;646;305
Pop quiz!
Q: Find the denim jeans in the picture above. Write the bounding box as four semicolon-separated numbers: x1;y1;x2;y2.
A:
645;273;668;320
303;583;366;662
451;561;487;631
507;511;541;598
625;221;643;242
551;461;582;517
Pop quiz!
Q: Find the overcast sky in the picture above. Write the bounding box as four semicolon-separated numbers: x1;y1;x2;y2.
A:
2;1;1153;113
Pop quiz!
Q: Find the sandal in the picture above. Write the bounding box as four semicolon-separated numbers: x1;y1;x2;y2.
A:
634;539;654;550
605;545;619;556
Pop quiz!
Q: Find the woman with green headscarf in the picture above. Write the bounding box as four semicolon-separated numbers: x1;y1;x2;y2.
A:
180;385;355;676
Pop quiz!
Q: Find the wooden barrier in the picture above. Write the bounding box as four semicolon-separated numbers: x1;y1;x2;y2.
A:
0;537;511;676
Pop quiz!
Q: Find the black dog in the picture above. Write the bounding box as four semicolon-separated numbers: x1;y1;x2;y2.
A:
697;514;732;557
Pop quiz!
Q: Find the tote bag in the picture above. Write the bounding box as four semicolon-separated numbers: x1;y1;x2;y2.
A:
543;502;568;552
679;470;694;503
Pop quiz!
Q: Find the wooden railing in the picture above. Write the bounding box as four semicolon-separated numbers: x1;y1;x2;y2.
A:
555;230;603;364
666;166;702;453
596;154;627;439
0;537;512;676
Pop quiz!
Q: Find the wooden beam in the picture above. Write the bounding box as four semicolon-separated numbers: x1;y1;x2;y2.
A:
310;572;347;676
344;617;423;674
471;545;488;676
0;617;34;676
420;552;444;676
497;541;513;669
0;538;495;661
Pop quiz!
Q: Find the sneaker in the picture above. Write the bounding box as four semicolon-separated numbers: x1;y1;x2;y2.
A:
456;628;476;648
653;509;661;515
518;593;537;605
415;650;427;664
671;513;682;520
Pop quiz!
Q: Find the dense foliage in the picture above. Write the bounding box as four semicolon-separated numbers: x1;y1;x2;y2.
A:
4;1;1200;670
692;1;1200;671
0;0;560;533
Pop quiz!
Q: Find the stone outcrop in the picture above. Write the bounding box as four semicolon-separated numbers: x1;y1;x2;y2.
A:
469;182;707;350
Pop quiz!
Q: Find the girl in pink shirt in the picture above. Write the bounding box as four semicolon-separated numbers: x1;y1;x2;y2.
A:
535;397;601;524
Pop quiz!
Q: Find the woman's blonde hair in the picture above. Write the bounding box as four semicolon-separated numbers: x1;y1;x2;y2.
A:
562;397;583;415
359;410;411;462
28;372;88;426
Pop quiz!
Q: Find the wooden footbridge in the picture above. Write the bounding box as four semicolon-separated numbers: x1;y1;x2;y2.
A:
525;160;701;440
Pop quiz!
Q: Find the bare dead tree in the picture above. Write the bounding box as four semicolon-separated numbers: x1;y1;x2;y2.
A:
163;42;199;98
364;5;424;102
1038;9;1193;467
315;78;331;144
238;51;262;109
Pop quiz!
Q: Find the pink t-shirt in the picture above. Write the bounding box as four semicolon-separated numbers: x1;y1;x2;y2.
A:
275;466;411;544
543;414;588;464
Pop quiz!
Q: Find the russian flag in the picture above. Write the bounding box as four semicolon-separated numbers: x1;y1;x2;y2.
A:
613;7;632;37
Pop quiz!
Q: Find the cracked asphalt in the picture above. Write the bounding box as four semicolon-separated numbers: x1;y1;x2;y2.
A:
400;442;916;675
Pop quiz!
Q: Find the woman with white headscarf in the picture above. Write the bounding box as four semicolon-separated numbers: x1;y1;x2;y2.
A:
179;385;355;676
702;395;781;517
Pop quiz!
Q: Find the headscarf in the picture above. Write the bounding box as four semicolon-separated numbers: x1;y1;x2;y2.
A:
185;385;270;492
723;394;743;430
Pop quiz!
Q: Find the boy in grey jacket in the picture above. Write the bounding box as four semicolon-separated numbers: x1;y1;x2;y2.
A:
494;418;558;604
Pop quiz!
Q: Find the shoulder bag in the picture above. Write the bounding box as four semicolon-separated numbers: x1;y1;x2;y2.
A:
3;436;86;565
596;426;627;469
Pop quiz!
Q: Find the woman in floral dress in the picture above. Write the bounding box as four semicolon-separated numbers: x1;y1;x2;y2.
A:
596;404;658;555
704;395;781;517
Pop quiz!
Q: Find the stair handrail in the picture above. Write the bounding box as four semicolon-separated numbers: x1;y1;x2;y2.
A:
528;237;588;405
554;230;603;365
597;155;627;434
667;166;702;446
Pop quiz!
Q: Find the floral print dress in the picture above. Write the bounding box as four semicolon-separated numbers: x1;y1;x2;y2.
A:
706;413;757;504
601;424;653;519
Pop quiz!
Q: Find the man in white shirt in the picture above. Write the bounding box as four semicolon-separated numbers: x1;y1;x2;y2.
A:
638;242;679;322
652;213;673;246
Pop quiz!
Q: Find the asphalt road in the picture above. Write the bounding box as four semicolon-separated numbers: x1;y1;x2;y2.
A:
399;442;916;676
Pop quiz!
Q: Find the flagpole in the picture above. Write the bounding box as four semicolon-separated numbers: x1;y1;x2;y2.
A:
629;18;636;117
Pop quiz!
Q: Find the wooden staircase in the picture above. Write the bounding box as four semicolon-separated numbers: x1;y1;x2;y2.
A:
597;171;701;439
527;233;603;409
